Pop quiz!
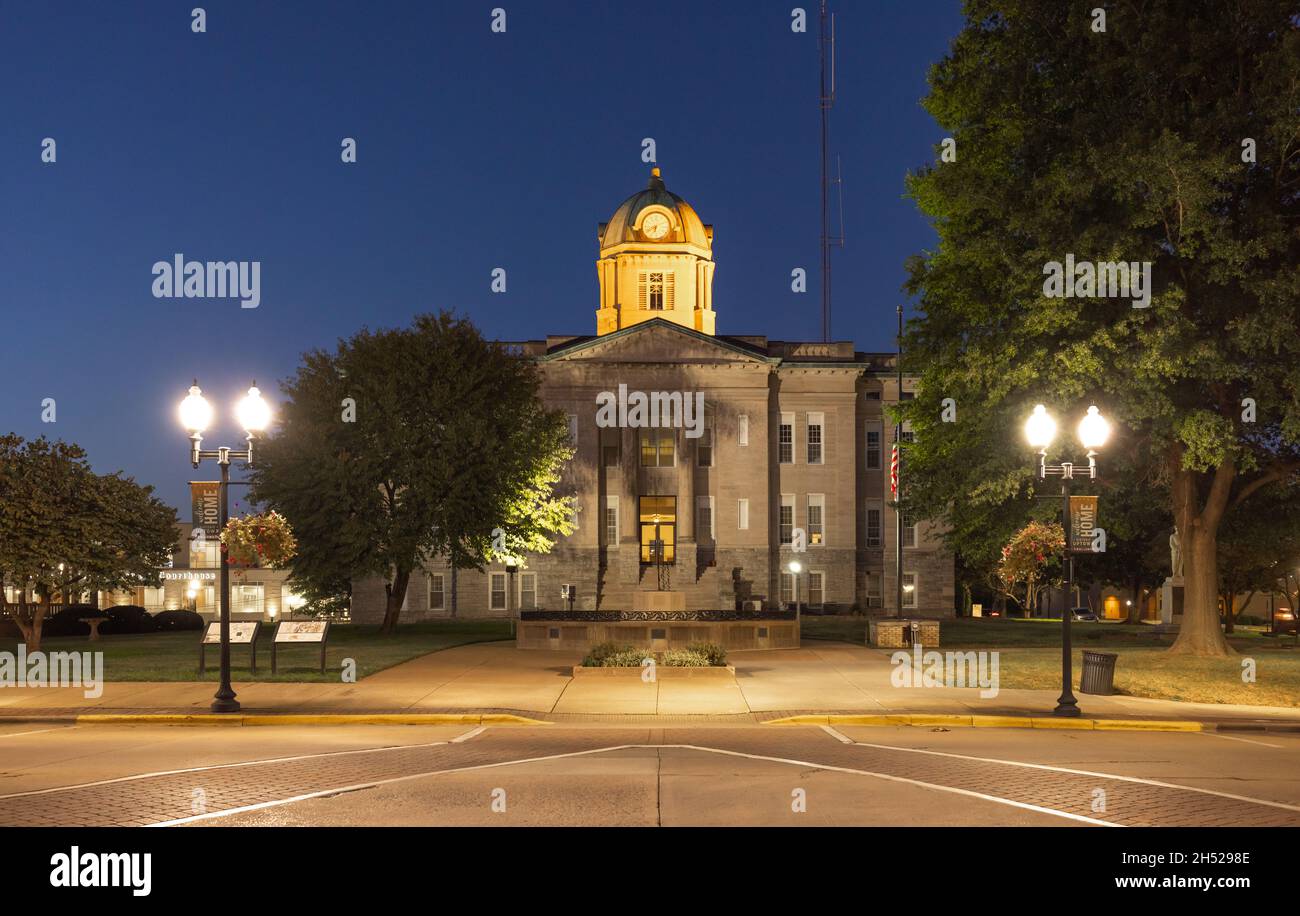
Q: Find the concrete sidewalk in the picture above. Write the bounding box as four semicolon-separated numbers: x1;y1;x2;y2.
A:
1;641;1297;726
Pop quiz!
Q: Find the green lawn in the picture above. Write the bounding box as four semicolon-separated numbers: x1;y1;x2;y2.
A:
801;614;1300;707
0;620;513;683
994;647;1300;708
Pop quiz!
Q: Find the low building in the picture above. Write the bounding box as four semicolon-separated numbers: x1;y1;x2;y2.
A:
99;522;299;622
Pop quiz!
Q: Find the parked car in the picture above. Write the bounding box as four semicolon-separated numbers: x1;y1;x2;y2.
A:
1274;608;1298;636
1070;607;1099;622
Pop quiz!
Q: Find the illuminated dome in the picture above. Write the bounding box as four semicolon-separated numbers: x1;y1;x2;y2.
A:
598;168;712;251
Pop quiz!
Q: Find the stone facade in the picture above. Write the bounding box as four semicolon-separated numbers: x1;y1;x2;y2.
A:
351;169;955;626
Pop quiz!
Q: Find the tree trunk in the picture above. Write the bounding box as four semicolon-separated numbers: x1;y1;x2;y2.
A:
13;599;45;653
1167;456;1234;657
1128;575;1142;624
1222;590;1235;634
380;568;411;635
450;567;458;619
1170;508;1233;655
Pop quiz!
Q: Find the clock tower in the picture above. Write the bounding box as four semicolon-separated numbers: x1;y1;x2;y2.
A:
595;168;716;336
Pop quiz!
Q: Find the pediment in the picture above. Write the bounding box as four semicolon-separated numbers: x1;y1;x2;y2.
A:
545;320;769;365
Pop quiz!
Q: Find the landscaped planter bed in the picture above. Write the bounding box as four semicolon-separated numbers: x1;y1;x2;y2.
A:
571;665;736;678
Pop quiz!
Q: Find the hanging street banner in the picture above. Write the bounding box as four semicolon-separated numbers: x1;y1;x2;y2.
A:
1069;495;1099;554
191;481;221;539
890;443;900;499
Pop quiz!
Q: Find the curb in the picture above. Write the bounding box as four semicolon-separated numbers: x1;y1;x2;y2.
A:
65;713;552;727
762;713;1206;733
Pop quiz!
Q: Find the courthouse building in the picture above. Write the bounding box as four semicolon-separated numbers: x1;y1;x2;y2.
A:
352;168;954;641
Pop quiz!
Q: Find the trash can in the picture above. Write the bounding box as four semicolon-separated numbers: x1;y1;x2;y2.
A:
1080;650;1118;695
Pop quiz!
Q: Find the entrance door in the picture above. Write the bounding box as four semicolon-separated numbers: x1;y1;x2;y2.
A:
639;496;676;564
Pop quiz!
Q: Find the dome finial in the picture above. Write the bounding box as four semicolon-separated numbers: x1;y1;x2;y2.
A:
647;166;665;190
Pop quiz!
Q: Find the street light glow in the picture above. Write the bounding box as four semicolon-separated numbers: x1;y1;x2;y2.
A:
1077;405;1111;450
236;384;271;434
1024;404;1057;449
788;560;802;574
178;383;213;435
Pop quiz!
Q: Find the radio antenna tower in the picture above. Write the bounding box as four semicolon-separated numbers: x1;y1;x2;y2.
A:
818;0;845;342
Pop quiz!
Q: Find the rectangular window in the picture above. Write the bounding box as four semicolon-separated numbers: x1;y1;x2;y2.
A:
779;494;794;545
605;495;619;549
903;515;917;549
780;572;794;606
867;573;882;608
519;572;537;610
778;412;794;464
639;429;674;467
808;571;825;609
426;573;445;611
738;414;749;447
899;428;915;444
696;496;714;543
867;505;882;547
489;573;507;611
866;426;882;470
232;584;263;615
903;572;917;609
738;498;749;531
603;445;619;467
697;426;713;467
807;412;824;465
807;494;824;546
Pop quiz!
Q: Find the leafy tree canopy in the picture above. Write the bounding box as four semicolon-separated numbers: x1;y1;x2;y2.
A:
901;0;1299;655
249;311;577;632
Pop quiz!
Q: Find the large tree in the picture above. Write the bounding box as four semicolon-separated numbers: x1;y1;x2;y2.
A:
0;435;177;651
249;311;577;633
901;1;1299;656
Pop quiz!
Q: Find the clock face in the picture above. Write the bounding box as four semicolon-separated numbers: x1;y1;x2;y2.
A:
641;212;670;240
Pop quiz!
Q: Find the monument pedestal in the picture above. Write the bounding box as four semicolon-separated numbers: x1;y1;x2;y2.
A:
1159;576;1184;629
632;591;686;613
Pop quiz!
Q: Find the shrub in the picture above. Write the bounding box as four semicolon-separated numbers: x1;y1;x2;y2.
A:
99;605;156;635
660;648;711;667
598;649;654;667
40;605;94;638
582;641;632;666
687;642;727;666
153;609;205;631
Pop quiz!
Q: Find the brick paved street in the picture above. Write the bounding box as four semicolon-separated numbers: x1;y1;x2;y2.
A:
2;723;1297;827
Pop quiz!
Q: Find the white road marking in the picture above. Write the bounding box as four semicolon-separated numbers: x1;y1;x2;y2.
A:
451;726;487;744
843;738;1300;814
1198;731;1284;749
820;725;855;744
149;743;1116;827
0;739;452;801
0;727;71;740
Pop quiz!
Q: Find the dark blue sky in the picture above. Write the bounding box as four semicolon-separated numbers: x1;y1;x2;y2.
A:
0;0;963;513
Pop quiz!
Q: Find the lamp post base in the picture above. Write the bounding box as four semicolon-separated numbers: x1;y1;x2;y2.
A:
1052;698;1082;717
211;690;241;714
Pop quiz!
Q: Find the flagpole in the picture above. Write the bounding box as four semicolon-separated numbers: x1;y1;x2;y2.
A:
895;304;904;619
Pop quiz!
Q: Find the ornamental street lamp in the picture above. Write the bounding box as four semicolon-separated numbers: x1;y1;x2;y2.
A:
788;559;803;624
505;556;518;636
1025;403;1110;717
178;380;270;713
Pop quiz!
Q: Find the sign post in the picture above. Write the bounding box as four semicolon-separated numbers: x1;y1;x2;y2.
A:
200;620;260;674
272;620;331;674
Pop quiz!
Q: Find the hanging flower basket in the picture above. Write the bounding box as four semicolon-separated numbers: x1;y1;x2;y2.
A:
221;511;297;568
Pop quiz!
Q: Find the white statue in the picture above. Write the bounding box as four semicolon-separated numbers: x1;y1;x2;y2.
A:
1169;528;1183;579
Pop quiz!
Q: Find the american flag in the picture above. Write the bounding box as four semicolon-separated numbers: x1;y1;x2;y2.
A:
890;443;900;498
